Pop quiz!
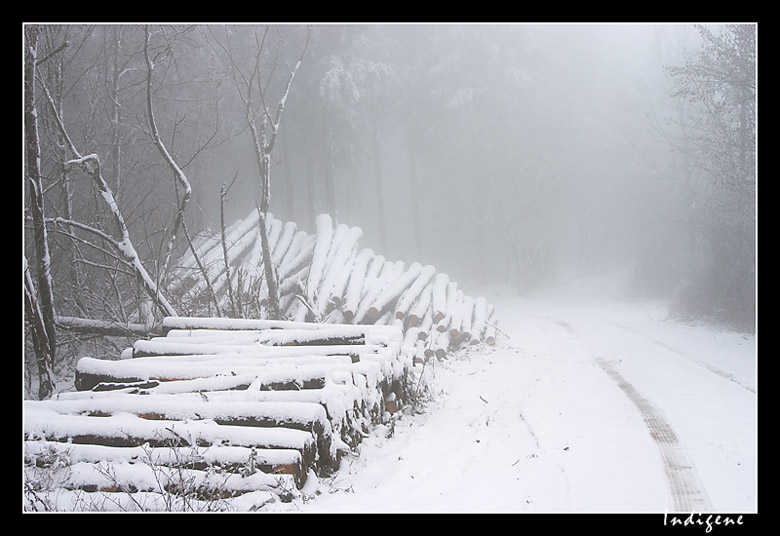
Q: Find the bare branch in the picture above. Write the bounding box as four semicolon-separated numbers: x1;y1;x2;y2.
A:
144;25;193;280
41;82;178;318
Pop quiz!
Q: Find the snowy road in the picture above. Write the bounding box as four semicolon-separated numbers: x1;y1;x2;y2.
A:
286;293;757;513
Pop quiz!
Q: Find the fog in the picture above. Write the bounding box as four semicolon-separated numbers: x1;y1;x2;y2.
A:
26;22;756;332
228;24;664;280
23;23;758;512
205;23;754;331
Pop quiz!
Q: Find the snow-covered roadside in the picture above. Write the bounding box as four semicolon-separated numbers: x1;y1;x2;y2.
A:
280;291;756;514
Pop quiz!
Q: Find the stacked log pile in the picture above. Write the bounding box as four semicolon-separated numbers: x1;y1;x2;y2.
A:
173;211;499;363
24;212;501;510
24;320;407;510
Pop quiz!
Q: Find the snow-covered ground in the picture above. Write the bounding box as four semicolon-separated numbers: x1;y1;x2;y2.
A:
276;282;757;514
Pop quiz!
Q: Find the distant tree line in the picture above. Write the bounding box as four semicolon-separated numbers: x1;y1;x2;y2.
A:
23;23;756;399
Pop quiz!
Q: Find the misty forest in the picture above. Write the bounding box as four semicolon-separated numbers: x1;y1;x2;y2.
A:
23;23;756;513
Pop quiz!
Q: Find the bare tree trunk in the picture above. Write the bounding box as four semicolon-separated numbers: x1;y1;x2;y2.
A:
252;27;309;319
110;25;124;195
371;121;387;253
323;155;338;219
24;258;55;399
207;25;310;319
258;208;281;319
144;26;192;281
24;25;56;399
407;127;423;259
282;139;296;222
41;76;178;318
181;221;222;317
306;157;317;229
248;122;282;319
220;180;239;317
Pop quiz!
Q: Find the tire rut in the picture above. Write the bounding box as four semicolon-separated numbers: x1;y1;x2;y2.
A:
535;315;711;511
612;322;755;394
594;357;711;512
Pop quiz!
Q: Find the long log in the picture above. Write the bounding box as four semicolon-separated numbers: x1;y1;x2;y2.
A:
317;226;362;316
175;215;246;274
26;455;302;496
130;339;382;359
416;308;433;340
56;316;163;337
469;296;489;345
366;262;424;323
271;221;298;266
406;283;433;327
459;295;475;344
25;440;307;487
24;408;317;459
150;328;367;348
430;273;450;324
449;289;464;342
431;330;450;359
340;249;374;322
436;281;458;333
305;214;334;308
278;234;316;283
26;398;338;474
161;315;401;336
190;210;262;296
353;260;398;324
393;264;436;321
74;356;350;392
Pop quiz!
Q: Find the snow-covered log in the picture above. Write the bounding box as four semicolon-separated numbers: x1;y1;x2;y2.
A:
430;273;450;324
470;296;489;345
340;249;373;320
416;308;434;340
305;214;334;309
459;295;475;344
353;260;399;324
407;283;433;328
394;264;436;321
316;226;362;316
431;329;451;359
278;233;316;283
169;210;498;357
366;262;424;323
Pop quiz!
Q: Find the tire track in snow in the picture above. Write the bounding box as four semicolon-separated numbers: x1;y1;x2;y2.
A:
594;357;711;512
538;316;711;512
611;322;755;394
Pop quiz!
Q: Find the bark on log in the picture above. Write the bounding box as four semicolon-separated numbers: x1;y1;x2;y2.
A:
75;363;331;393
25;440;308;488
24;409;318;469
56;316;163;337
